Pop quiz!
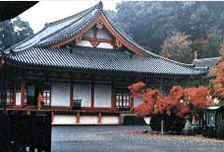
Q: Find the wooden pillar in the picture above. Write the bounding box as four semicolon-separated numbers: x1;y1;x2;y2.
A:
130;97;134;110
91;83;94;108
111;85;116;110
76;112;80;124
70;84;73;109
118;114;122;125
21;80;25;107
13;82;16;107
98;112;102;124
51;111;54;124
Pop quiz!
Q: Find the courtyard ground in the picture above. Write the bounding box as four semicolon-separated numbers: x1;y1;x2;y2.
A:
52;126;224;152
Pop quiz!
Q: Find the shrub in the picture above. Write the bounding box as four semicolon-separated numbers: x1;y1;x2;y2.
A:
216;120;224;139
150;113;185;133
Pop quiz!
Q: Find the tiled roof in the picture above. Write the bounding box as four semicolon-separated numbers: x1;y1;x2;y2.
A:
193;57;221;68
8;3;100;52
3;2;185;59
5;47;206;76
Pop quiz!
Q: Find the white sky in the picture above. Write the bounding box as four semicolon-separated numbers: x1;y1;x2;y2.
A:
19;0;123;33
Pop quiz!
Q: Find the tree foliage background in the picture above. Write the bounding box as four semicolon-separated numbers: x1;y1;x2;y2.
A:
107;1;224;63
0;17;33;51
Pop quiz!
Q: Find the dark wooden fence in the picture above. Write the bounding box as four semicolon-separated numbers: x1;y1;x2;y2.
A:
0;111;51;152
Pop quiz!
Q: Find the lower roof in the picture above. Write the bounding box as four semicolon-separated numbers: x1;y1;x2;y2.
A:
193;57;221;69
5;47;207;76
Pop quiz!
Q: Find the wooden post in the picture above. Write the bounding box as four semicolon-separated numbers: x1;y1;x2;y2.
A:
118;114;122;125
70;84;73;109
98;112;102;124
21;80;25;107
91;83;94;108
111;85;116;110
161;120;164;136
13;82;16;107
51;111;54;124
76;112;80;124
130;97;134;111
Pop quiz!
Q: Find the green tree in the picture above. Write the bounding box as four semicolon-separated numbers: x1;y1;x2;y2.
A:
0;17;33;51
0;20;14;51
11;17;33;43
109;1;224;59
160;32;193;63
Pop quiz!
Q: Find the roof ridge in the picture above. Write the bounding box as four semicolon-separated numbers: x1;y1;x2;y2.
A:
46;2;99;27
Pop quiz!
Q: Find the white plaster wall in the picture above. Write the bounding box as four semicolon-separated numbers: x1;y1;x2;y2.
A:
97;42;113;49
101;116;119;125
16;92;21;106
73;83;91;107
76;40;92;47
134;97;142;107
79;116;98;124
51;83;70;107
83;29;94;38
97;29;112;39
94;84;111;108
52;115;77;125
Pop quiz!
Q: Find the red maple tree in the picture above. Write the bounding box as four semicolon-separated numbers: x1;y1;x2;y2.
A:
210;57;224;103
129;82;212;117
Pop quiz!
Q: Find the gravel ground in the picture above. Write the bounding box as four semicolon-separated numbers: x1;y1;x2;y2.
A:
52;125;224;152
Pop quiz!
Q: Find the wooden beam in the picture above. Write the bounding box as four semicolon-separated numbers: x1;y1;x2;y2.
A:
82;37;112;44
50;12;144;56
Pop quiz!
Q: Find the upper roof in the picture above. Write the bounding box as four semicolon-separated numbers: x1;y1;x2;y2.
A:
2;2;207;76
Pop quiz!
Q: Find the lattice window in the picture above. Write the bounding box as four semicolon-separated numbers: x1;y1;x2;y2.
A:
15;82;22;106
115;92;130;110
25;85;35;105
6;88;14;105
41;87;51;106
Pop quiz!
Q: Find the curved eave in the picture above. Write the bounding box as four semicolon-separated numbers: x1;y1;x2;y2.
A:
4;47;207;77
5;60;206;78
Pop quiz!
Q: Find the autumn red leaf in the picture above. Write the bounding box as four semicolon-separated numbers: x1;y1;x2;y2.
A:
129;82;213;118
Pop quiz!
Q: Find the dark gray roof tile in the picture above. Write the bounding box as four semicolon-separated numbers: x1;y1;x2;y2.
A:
6;47;206;76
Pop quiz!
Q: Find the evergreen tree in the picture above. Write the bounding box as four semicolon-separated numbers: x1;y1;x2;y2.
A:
0;17;33;51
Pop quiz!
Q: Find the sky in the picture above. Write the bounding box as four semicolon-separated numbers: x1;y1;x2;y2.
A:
19;0;123;33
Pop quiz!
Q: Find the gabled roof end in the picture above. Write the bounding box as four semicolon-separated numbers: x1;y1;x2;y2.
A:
98;1;103;11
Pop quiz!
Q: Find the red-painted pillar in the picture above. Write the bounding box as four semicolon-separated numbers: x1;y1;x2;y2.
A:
70;84;73;109
21;80;25;107
98;112;102;124
91;83;94;108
